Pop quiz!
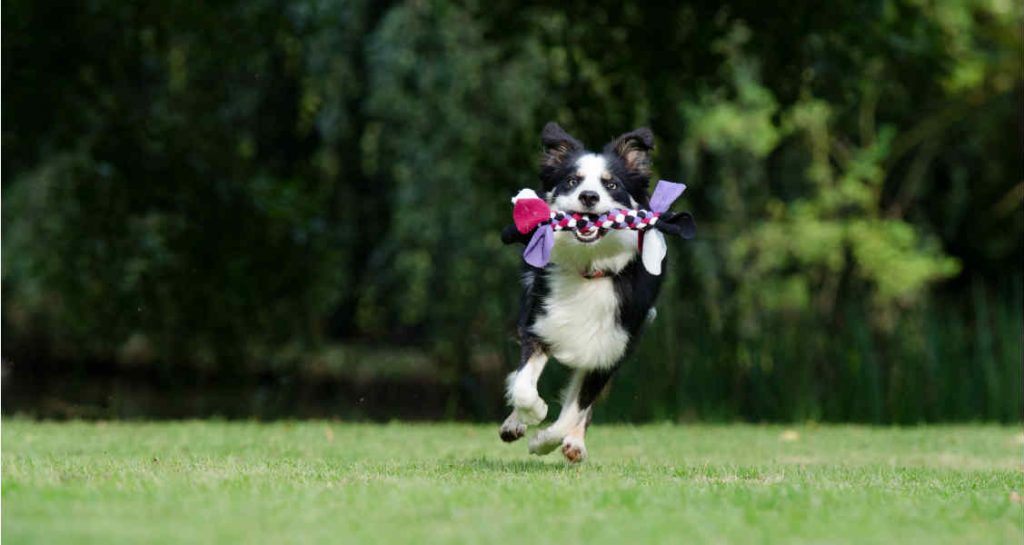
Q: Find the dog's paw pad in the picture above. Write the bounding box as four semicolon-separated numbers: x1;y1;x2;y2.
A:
561;438;587;463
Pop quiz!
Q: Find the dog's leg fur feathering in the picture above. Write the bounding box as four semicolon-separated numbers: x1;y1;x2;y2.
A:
499;340;549;442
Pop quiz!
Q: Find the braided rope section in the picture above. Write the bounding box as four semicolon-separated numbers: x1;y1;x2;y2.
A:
542;209;661;234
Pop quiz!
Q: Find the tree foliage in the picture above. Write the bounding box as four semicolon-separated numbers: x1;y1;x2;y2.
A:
3;0;1021;421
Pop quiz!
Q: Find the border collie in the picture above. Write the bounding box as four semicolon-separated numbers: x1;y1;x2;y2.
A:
499;122;665;463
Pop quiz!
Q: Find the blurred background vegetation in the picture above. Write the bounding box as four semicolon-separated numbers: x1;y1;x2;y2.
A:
2;0;1021;422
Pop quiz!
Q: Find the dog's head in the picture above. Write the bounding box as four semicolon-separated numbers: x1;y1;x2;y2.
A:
538;122;654;245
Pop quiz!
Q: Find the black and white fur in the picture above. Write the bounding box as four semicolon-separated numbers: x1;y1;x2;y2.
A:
500;122;664;463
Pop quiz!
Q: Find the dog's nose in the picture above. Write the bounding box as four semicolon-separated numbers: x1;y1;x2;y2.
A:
578;191;599;208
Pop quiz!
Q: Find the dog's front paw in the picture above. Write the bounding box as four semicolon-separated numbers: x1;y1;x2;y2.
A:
499;412;527;443
561;437;587;463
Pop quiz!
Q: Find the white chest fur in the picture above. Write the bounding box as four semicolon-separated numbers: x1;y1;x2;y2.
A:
530;230;637;369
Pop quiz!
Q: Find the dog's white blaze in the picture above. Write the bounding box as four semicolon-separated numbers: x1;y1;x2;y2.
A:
550;153;617;214
576;153;606;182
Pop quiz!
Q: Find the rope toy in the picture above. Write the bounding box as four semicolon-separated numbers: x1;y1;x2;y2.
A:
502;180;695;275
521;208;663;234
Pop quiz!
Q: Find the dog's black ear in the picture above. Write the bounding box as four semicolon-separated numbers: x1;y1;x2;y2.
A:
540;122;583;167
608;128;654;176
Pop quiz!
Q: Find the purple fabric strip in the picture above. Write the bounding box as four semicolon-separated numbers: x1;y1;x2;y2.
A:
649;180;686;213
523;226;554;267
518;179;686;267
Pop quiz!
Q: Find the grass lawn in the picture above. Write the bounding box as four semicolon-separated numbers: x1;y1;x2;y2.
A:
2;421;1022;544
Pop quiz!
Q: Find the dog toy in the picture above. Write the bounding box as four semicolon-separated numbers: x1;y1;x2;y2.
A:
502;180;695;275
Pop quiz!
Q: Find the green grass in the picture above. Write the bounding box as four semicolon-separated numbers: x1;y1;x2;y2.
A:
3;421;1022;544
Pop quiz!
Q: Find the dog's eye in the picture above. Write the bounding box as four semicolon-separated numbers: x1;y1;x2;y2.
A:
603;180;618;190
566;176;580;188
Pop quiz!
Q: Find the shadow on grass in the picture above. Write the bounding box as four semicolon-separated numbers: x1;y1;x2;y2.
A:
450;457;576;473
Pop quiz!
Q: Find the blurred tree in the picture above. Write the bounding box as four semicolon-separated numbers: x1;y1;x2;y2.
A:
2;1;367;368
2;0;1020;421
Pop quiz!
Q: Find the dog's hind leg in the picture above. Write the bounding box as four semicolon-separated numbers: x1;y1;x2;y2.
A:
528;369;586;455
529;367;615;462
500;341;549;442
559;368;614;463
559;407;592;463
